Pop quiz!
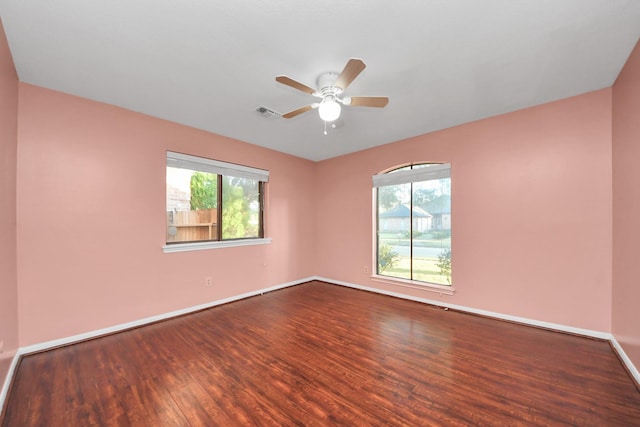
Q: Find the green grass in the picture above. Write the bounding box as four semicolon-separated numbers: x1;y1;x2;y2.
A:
379;256;451;286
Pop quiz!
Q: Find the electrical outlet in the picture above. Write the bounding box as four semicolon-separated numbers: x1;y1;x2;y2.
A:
364;266;369;274
0;339;3;354
205;277;213;287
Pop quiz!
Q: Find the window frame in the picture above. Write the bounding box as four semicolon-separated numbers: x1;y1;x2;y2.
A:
163;151;271;253
372;163;454;294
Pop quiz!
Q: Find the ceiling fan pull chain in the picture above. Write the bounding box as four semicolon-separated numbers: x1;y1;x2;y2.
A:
324;120;328;135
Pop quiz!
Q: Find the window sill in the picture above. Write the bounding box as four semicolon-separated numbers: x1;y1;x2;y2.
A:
370;275;455;295
163;238;272;253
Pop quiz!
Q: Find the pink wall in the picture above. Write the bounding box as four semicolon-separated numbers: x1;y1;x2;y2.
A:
612;39;640;371
16;83;316;346
5;36;631;358
316;89;613;332
0;19;19;392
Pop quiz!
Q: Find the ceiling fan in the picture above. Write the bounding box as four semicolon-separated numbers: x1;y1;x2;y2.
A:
276;58;389;123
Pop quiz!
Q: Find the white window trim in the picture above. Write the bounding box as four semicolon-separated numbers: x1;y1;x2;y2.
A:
373;162;452;288
370;274;455;295
163;238;272;253
165;151;269;250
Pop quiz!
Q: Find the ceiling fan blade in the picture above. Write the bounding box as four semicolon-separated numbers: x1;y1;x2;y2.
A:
276;76;316;95
334;58;366;91
282;105;313;119
348;96;389;108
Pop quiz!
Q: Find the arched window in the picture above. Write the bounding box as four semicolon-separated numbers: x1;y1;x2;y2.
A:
373;163;452;286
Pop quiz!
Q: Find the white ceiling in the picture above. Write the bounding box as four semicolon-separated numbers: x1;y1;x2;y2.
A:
1;1;639;161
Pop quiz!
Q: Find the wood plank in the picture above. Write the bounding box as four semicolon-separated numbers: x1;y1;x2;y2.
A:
2;281;640;426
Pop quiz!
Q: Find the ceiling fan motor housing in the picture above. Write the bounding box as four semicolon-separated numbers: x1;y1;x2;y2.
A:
316;72;342;95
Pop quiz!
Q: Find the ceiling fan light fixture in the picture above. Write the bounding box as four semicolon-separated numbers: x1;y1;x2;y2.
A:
318;97;341;122
276;58;388;122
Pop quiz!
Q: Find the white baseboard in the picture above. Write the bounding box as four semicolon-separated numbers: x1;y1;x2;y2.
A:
315;276;612;340
3;275;638;415
315;276;640;386
610;336;640;386
0;349;22;416
20;276;314;355
0;276;312;415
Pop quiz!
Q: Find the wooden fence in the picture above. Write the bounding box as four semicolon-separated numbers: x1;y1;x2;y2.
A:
166;208;217;242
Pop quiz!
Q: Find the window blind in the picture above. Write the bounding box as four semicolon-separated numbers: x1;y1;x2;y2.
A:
167;151;269;182
372;163;450;187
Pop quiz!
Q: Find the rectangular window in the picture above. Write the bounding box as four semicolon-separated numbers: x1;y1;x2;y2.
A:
165;151;269;251
373;163;451;287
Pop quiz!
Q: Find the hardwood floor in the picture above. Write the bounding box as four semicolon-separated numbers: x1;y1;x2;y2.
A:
2;280;640;426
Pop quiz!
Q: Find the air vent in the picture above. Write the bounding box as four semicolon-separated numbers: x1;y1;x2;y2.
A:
256;106;282;119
